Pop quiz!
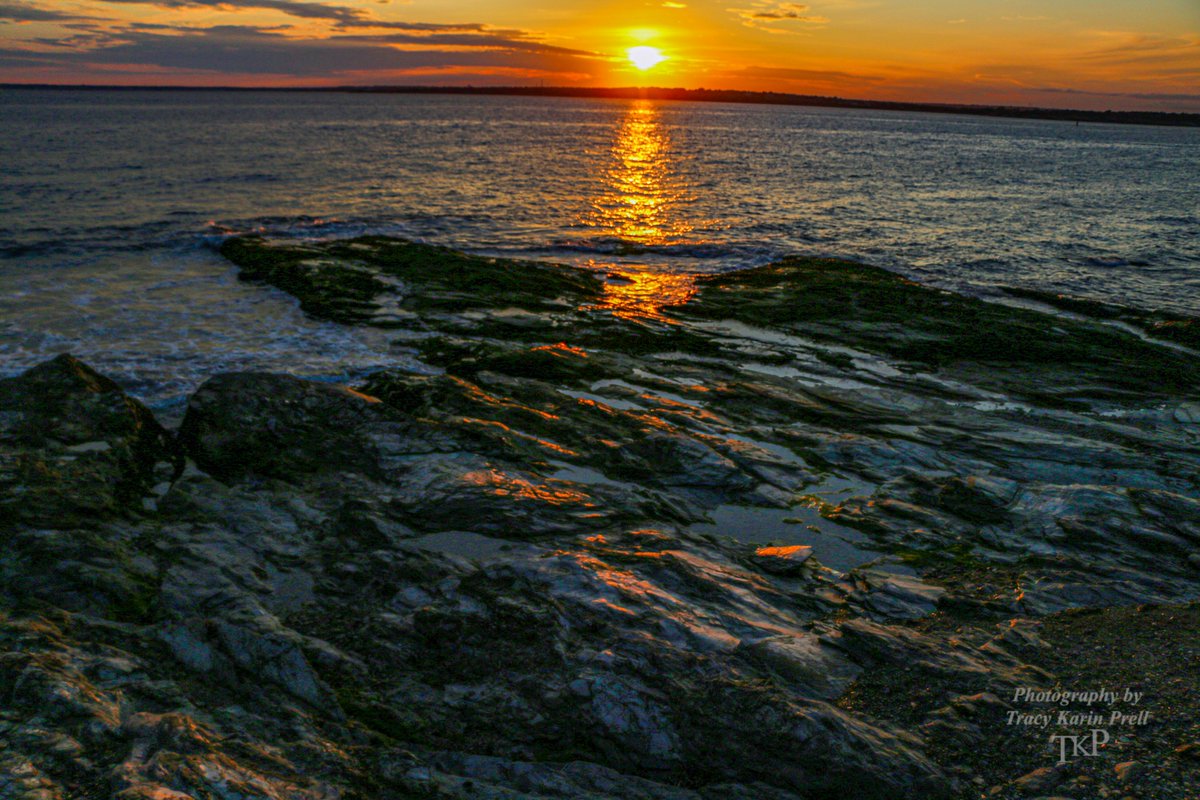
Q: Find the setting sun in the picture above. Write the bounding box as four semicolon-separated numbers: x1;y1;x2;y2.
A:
627;46;667;71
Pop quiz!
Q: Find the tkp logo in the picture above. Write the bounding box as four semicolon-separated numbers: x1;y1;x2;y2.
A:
1050;729;1109;763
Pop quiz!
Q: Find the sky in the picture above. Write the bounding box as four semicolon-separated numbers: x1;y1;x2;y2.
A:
1;0;1198;111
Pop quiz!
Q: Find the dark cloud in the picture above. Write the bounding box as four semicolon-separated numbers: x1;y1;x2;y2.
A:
728;2;827;29
0;24;598;79
0;0;599;81
100;0;369;25
330;32;595;57
750;3;812;20
0;1;96;21
736;65;883;83
97;0;535;33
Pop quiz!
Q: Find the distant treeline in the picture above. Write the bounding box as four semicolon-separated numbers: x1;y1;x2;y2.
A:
342;86;1200;127
6;83;1199;127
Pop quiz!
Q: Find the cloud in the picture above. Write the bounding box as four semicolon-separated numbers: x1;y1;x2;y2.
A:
662;1;686;7
0;22;601;81
1072;32;1200;68
98;0;369;25
736;64;883;83
728;2;827;31
0;0;604;83
96;0;554;37
330;31;595;57
0;1;96;21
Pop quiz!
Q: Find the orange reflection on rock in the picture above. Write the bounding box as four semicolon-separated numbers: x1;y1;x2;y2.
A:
459;469;593;506
454;376;560;421
458;417;579;457
530;342;589;358
342;386;382;404
754;545;811;559
558;551;680;608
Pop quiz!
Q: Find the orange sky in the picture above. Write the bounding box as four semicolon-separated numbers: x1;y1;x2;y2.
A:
1;0;1198;110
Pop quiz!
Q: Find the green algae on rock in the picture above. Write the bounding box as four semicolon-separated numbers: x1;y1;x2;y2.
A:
683;257;1200;399
221;235;602;325
0;354;179;528
1001;285;1200;350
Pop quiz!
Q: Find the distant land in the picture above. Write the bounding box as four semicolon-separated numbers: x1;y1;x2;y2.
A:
5;83;1199;127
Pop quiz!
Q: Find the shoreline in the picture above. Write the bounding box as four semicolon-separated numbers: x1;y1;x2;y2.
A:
2;236;1199;797
6;82;1200;128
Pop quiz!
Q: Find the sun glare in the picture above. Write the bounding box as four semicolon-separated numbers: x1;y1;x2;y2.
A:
627;46;667;71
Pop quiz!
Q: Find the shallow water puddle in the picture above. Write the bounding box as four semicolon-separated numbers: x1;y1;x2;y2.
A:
689;503;877;571
547;462;639;490
558;388;644;412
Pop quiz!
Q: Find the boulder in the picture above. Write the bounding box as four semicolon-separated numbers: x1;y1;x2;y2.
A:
0;354;177;527
178;371;398;482
750;544;813;575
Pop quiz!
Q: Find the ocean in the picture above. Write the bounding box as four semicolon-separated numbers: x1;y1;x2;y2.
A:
2;88;1197;409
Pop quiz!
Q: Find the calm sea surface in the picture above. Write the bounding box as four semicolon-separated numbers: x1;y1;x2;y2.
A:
2;89;1197;407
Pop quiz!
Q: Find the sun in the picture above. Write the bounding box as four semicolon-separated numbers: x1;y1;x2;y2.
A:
627;46;667;71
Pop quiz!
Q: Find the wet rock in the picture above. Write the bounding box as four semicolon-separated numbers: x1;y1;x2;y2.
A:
685;257;1200;398
393;750;706;799
211;621;340;713
1008;765;1064;793
750;544;813;574
1001;286;1200;350
0;753;61;800
0;354;177;526
178;371;392;482
222;235;601;325
585;674;682;766
619;430;750;489
386;452;607;535
853;569;947;621
1113;761;1144;783
8;217;1200;800
738;633;862;698
1174;741;1200;760
158;620;216;673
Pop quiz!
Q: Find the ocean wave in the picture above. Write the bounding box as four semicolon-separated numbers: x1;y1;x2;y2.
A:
203;215;469;245
541;237;781;262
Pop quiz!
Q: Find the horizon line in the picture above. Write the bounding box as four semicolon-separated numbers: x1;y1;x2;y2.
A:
3;83;1199;126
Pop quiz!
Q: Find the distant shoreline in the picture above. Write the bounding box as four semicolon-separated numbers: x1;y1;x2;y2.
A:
4;82;1199;128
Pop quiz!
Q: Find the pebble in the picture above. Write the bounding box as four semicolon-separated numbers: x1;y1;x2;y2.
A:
1114;760;1144;783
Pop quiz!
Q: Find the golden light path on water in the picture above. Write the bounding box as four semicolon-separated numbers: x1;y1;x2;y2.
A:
582;101;698;322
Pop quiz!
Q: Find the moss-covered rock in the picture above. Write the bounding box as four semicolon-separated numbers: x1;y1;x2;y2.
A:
178;371;398;482
221;235;601;324
1002;286;1200;350
684;258;1200;398
0;354;179;528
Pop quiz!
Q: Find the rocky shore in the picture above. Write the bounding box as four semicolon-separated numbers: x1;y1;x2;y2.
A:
1;237;1198;799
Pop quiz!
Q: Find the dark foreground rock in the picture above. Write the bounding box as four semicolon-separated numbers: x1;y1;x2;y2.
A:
2;236;1198;799
0;354;178;528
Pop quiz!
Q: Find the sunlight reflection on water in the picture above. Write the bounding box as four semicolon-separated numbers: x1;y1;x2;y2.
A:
584;101;694;247
583;101;700;321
